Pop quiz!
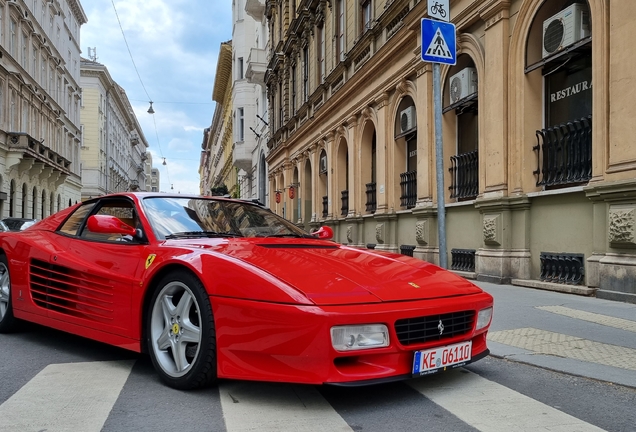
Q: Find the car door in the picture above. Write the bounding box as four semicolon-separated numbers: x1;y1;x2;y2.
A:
48;198;148;337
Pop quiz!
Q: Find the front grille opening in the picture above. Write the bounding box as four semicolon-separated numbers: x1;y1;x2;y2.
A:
395;311;475;346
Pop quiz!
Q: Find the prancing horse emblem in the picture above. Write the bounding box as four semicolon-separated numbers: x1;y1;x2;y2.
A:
438;320;445;335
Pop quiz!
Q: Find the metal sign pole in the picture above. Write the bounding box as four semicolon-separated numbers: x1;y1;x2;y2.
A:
433;62;447;269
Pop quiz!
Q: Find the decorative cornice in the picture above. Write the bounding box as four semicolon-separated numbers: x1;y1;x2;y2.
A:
375;92;389;109
479;0;510;30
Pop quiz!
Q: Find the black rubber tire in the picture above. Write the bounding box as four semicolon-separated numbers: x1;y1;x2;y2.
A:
0;254;18;333
146;270;217;390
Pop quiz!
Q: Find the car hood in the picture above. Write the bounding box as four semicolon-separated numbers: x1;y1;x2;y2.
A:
209;240;483;305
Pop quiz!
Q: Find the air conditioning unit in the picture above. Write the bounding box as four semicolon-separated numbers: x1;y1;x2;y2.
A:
319;154;328;174
542;3;590;59
399;106;416;133
449;67;478;104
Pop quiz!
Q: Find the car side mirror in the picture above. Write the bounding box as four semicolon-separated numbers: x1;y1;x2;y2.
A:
87;215;137;237
312;226;333;240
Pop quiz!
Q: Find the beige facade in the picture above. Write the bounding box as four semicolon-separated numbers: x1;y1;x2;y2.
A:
263;0;636;303
0;0;87;217
80;60;149;199
200;41;238;197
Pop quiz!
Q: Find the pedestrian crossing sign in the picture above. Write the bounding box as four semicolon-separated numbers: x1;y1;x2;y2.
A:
421;18;456;65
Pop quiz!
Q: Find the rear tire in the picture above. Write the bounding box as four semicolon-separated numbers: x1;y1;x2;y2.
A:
0;254;18;333
146;270;217;389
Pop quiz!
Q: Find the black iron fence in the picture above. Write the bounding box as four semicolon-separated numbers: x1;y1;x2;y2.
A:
400;245;416;257
341;190;349;216
365;182;377;213
399;171;417;209
450;249;476;272
322;196;328;218
533;116;592;187
449;150;478;200
539;252;584;285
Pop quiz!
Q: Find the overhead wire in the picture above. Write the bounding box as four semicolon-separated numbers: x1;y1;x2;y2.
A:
110;0;171;189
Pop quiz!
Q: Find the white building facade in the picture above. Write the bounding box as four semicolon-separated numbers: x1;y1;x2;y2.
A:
233;0;269;204
0;0;87;217
79;59;149;199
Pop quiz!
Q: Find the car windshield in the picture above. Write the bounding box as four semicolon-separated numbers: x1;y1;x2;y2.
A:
141;197;312;240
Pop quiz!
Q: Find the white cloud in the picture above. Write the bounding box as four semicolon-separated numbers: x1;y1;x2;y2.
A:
80;0;230;194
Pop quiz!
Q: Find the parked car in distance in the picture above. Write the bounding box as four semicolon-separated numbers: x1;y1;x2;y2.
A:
1;218;38;231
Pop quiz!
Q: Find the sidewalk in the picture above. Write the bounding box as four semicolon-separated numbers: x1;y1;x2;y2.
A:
474;281;636;389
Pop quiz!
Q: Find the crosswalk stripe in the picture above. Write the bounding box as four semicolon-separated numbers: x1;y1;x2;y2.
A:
409;368;605;432
0;360;134;432
219;381;353;432
536;305;636;333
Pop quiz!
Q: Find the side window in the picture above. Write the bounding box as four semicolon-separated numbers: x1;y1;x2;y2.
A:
58;203;96;236
80;200;138;242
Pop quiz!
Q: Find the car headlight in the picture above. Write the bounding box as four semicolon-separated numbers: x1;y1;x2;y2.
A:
476;307;493;331
331;324;389;352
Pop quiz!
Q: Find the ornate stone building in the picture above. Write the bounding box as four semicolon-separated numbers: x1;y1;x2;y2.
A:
0;0;87;217
80;59;149;199
200;41;237;196
263;0;636;302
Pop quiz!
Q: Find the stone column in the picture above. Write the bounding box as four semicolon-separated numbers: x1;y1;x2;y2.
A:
474;195;531;283
478;0;510;197
373;92;390;213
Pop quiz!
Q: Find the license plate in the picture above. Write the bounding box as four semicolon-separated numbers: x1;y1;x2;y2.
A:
412;341;472;376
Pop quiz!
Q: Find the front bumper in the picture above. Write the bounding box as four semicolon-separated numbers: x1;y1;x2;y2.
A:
212;292;493;385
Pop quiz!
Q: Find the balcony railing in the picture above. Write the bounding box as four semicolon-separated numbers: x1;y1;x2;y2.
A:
365;182;377;213
322;196;328;218
539;252;584;285
533;116;592;187
340;190;349;216
449;150;478;200
450;249;476;272
399;171;417;209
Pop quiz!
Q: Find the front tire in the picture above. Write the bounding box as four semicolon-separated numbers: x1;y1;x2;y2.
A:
0;254;18;333
146;270;217;389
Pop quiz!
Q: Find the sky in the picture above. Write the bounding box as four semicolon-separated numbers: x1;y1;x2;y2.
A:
80;0;233;194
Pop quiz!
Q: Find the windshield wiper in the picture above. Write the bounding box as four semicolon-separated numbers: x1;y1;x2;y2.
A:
165;231;242;239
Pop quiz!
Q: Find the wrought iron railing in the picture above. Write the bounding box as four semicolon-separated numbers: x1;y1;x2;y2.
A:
533;116;592;187
322;196;328;218
341;190;348;216
365;182;377;213
399;171;416;209
450;249;476;272
449;150;478;200
539;252;584;285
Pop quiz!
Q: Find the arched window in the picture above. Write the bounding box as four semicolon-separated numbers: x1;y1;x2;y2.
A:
526;0;592;188
32;187;37;219
445;54;479;201
22;184;27;218
394;97;417;209
319;149;328;218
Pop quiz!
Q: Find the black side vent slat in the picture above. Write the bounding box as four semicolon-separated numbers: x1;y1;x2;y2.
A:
28;258;114;321
395;311;475;346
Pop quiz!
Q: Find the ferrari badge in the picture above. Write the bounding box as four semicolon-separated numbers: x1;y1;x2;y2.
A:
145;254;156;269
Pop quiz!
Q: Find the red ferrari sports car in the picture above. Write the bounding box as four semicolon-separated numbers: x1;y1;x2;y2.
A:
0;193;493;389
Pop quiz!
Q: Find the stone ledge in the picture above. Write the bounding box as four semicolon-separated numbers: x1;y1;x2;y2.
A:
511;279;596;296
450;270;476;280
596;289;636;305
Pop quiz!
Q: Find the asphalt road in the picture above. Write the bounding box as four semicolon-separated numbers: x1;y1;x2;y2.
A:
1;319;634;432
